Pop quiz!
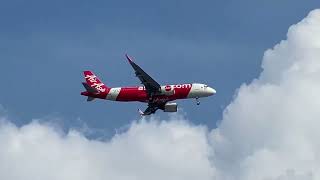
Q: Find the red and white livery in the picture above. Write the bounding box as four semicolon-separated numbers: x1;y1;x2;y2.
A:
81;55;216;115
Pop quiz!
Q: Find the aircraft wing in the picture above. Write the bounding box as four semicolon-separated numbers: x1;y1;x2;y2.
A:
139;102;166;116
126;54;161;96
139;106;158;116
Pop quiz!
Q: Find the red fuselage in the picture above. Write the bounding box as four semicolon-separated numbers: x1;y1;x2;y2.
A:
81;83;215;104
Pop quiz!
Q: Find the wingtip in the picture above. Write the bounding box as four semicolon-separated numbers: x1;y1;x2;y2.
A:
138;109;145;116
125;54;133;63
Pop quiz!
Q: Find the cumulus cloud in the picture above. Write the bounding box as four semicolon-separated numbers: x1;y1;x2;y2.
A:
0;118;214;180
1;9;320;180
210;9;320;180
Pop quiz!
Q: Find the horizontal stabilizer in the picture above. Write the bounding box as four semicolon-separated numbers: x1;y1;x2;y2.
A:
82;82;99;93
87;96;95;102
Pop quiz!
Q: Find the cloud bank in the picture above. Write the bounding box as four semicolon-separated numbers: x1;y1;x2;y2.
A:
1;9;320;180
210;9;320;180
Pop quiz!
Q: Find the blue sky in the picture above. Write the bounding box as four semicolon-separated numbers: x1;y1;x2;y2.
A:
0;0;319;136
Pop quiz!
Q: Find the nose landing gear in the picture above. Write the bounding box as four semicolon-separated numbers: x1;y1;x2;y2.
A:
196;97;200;105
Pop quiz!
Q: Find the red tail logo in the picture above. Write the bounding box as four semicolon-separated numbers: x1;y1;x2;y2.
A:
84;71;108;93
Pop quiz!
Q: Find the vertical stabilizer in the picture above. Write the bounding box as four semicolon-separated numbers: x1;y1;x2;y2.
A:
83;71;109;93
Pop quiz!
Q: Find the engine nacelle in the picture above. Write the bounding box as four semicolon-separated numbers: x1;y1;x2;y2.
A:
160;85;175;96
164;102;178;112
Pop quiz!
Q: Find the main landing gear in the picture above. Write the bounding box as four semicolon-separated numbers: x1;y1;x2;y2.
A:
196;97;200;105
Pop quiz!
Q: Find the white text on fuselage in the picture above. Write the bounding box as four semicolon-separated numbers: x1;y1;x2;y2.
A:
138;84;191;90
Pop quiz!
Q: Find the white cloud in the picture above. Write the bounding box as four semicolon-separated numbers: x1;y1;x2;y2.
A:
1;9;320;180
0;118;215;180
210;9;320;180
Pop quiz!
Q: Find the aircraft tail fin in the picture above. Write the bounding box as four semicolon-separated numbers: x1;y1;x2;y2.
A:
83;71;109;93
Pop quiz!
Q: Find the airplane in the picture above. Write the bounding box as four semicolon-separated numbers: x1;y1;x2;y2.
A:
81;54;217;115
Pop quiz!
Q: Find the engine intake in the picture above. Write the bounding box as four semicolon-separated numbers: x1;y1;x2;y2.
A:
164;102;178;112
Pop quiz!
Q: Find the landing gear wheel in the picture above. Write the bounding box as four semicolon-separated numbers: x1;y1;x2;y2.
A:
196;97;200;105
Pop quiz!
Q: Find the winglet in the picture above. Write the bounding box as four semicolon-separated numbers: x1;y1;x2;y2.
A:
125;54;133;63
138;109;145;116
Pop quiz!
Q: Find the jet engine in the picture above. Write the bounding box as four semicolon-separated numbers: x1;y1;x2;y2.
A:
163;102;178;112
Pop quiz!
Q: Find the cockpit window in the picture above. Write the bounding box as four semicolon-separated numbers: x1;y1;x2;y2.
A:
204;84;208;88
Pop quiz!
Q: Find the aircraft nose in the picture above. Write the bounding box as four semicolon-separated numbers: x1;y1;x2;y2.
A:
207;87;216;96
